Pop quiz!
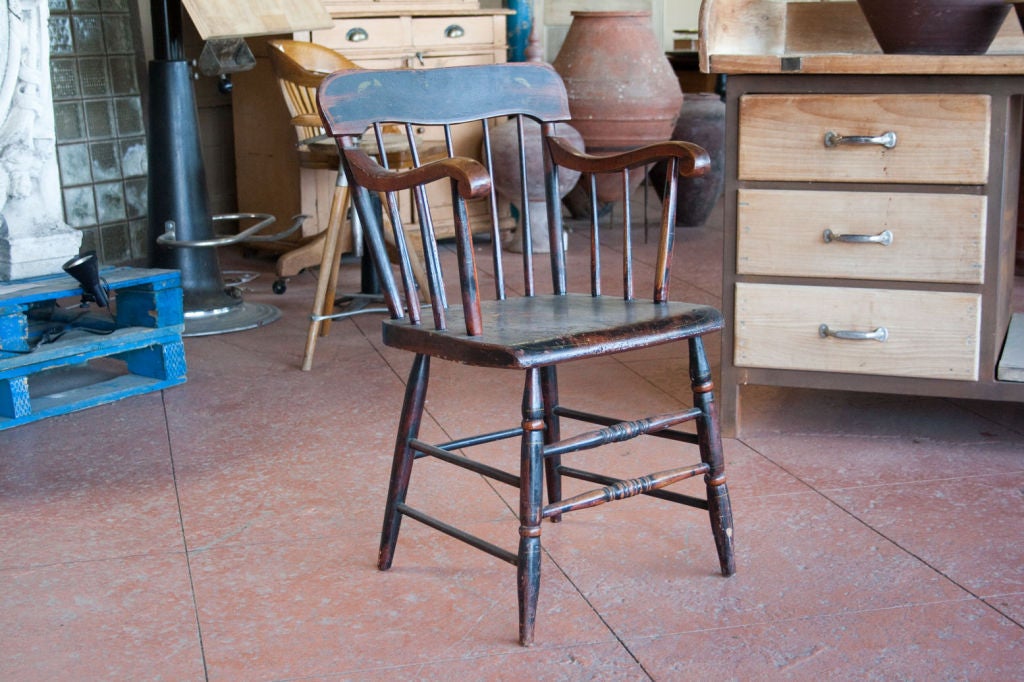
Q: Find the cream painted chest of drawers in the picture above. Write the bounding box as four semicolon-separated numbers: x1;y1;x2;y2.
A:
701;0;1024;435
232;1;509;252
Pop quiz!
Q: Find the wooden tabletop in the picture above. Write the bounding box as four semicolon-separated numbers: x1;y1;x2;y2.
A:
707;52;1024;76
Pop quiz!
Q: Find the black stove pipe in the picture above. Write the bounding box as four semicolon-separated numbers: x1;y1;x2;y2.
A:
146;0;238;314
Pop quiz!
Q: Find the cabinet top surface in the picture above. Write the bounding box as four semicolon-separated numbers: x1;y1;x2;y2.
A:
708;53;1024;76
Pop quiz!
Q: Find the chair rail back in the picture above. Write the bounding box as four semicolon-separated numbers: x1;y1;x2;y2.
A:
317;63;705;336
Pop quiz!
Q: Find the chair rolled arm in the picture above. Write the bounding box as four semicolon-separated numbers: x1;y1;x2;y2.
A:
546;136;710;178
343;148;491;200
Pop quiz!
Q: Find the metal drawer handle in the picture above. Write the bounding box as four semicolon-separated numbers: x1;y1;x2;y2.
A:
444;24;465;39
823;229;893;246
819;324;889;342
346;27;369;42
823;130;897;149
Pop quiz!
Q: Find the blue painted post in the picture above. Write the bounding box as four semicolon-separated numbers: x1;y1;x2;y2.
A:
505;0;533;62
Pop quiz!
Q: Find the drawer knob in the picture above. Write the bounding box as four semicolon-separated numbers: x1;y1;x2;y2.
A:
346;27;369;43
819;324;889;342
445;24;466;39
823;229;893;246
823;130;897;149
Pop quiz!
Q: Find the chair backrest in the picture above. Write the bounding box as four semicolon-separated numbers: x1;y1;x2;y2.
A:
317;63;701;336
267;39;358;146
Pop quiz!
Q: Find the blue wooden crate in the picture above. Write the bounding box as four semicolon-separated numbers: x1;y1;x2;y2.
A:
0;267;186;429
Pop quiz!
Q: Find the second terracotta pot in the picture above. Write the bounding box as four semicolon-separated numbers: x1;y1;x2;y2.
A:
649;92;726;228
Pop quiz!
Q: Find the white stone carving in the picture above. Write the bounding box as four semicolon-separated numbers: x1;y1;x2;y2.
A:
1;0;82;281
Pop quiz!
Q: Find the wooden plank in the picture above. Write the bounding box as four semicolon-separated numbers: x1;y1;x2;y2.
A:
785;2;877;55
0;326;185;378
0;267;178;307
997;313;1024;382
181;0;333;39
699;0;787;72
1;373;185;429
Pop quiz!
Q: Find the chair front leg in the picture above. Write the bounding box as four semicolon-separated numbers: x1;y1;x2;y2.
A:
378;353;430;571
518;368;546;646
689;336;736;577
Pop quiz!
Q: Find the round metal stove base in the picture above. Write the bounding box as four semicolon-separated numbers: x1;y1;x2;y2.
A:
183;301;282;337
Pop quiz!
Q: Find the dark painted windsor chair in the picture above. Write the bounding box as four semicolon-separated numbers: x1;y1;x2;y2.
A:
317;62;735;646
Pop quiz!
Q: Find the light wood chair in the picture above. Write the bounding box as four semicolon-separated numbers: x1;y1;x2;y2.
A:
318;63;736;646
268;40;433;371
267;39;375;370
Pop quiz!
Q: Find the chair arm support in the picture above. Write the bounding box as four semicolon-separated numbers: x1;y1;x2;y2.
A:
546;136;710;178
342;148;492;200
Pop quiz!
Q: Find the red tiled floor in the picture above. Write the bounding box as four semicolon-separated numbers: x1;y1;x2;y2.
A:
1;554;205;679
1;192;1022;679
629;600;1024;680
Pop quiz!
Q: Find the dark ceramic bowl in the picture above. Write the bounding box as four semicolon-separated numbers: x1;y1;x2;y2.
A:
857;0;1011;54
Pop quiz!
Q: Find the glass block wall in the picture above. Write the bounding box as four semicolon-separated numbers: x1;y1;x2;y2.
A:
49;0;148;266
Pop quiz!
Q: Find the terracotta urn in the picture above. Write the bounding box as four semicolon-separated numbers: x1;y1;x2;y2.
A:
857;0;1011;54
552;11;683;203
489;117;583;253
648;92;726;228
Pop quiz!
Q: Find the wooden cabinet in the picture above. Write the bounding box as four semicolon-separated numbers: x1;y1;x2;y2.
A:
231;2;510;254
701;0;1024;435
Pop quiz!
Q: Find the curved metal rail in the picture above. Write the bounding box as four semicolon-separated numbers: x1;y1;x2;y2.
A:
156;213;307;248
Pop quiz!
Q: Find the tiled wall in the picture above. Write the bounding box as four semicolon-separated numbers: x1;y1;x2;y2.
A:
49;0;148;266
48;0;238;267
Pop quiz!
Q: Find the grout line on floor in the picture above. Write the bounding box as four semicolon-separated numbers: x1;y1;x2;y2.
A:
539;543;656;680
163;389;210;682
734;440;996;608
981;595;1024;629
812;481;1024;626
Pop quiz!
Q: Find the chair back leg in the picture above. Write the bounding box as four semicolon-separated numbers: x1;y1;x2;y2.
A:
540;365;563;523
689;335;736;576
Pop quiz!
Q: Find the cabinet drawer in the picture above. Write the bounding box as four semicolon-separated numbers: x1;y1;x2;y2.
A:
736;189;986;284
314;17;405;52
412;16;495;48
738;94;990;184
734;283;981;380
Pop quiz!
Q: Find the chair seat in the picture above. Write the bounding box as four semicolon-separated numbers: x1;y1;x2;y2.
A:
298;142;341;171
382;293;724;369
